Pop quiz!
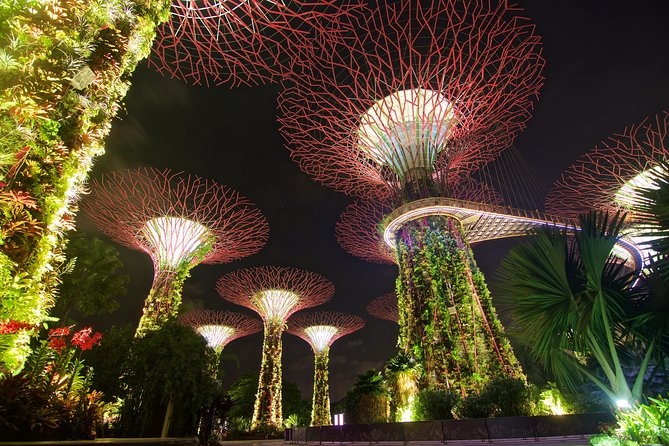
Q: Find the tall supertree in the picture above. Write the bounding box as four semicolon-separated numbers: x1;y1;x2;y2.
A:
149;1;362;88
217;266;334;430
83;168;268;336
367;293;399;324
287;311;364;426
179;309;261;361
278;0;545;394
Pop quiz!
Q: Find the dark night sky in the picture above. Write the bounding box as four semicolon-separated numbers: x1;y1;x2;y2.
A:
76;1;669;402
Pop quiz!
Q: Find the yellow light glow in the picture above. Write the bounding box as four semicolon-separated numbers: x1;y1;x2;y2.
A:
254;289;300;322
358;89;456;179
304;325;338;352
196;324;236;352
614;164;666;209
141;216;211;269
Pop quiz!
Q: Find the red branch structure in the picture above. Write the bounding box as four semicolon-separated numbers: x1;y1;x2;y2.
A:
179;309;261;354
149;1;362;88
336;199;397;265
545;112;669;220
367;293;399;324
83;167;268;335
279;0;544;202
216;266;333;430
287;311;364;426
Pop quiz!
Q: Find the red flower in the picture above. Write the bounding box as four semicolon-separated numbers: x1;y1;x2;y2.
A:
0;320;34;334
49;326;73;338
71;327;102;350
48;337;67;352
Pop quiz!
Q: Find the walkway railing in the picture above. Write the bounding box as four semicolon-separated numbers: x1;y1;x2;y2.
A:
285;413;614;444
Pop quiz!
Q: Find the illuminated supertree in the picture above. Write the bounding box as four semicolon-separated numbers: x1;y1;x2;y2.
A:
279;0;545;394
84;168;268;336
179;309;261;356
545;113;669;265
546;112;668;219
149;1;361;88
217;266;334;430
367;293;399;324
287;311;364;426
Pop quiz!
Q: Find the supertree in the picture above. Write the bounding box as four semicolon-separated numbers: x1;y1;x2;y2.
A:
546;112;668;220
83;168;268;336
179;309;261;357
149;1;362;88
278;0;545;395
367;293;399;324
287;311;364;426
217;266;334;430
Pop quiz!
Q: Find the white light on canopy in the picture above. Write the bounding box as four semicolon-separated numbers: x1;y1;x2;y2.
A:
141;216;211;269
196;324;236;351
304;325;338;352
254;289;300;322
614;164;666;209
357;89;456;180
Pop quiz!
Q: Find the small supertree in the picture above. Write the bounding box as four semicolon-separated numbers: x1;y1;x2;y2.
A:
546;112;669;220
179;309;261;362
545;112;669;266
149;1;362;88
84;168;268;336
287;311;364;426
367;293;399;324
279;0;543;394
217;266;334;430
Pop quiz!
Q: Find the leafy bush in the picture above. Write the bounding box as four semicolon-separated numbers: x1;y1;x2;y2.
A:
457;377;535;418
615;395;669;445
413;389;459;420
0;325;105;440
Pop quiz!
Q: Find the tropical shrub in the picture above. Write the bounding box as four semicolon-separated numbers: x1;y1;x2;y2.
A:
344;370;390;424
412;388;459;421
0;325;105;440
457;376;536;419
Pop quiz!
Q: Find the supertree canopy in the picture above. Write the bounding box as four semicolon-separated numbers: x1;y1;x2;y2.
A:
367;293;399;324
279;0;544;394
546;112;668;219
84;168;268;336
287;311;364;426
217;266;334;430
179;309;261;355
149;1;361;88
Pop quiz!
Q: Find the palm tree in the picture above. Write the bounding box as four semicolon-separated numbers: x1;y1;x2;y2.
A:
496;212;657;406
344;370;390;424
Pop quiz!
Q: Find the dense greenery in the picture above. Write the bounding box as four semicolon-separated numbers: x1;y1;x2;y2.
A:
342;370;390;424
311;349;331;426
412;388;459;421
0;0;171;372
0;325;104;440
252;321;284;430
590;395;669;446
53;233;128;325
395;216;522;394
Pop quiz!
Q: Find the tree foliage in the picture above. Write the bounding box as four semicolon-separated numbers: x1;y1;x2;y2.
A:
497;212;662;404
53;233;128;324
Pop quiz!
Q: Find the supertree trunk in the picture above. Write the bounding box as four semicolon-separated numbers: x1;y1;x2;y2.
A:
252;321;284;430
395;216;522;395
136;267;188;336
311;348;331;426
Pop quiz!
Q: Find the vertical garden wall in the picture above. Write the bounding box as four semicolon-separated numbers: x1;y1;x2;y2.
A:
0;0;171;372
395;216;523;395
